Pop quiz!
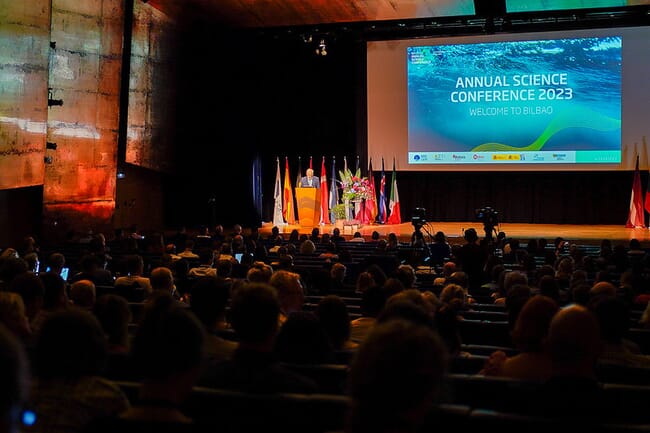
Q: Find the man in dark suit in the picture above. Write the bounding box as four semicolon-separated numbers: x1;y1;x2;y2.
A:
299;168;319;188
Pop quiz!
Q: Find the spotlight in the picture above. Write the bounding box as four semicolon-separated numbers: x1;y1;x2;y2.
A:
46;142;57;150
117;168;126;179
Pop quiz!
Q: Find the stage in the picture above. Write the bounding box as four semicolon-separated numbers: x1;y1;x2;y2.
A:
260;221;650;246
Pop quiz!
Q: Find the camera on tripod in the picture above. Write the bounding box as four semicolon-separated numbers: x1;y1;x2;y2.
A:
411;207;427;231
475;206;498;226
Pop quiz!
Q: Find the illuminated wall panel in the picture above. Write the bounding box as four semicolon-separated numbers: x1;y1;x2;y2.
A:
0;0;50;190
43;0;124;231
126;1;176;173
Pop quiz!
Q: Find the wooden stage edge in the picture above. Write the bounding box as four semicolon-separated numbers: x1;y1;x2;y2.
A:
259;221;650;246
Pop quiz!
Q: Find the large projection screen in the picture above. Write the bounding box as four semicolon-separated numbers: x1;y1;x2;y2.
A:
367;25;650;171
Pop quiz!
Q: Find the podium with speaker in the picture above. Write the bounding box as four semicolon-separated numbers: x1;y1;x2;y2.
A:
295;187;321;227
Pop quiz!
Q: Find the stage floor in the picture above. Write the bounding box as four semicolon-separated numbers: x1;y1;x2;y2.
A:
260;221;650;246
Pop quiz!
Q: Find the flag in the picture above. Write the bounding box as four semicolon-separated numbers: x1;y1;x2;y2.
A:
387;157;401;225
644;137;650;217
283;157;296;224
320;156;330;224
378;157;387;224
329;157;339;222
364;158;378;223
273;157;284;226
295;156;302;188
626;154;645;228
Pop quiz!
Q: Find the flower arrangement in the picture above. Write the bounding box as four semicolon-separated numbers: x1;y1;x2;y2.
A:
339;168;372;202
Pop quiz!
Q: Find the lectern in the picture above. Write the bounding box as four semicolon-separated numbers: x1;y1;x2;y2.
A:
295;187;321;227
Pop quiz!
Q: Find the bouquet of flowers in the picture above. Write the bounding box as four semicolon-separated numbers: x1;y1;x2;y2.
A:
339;167;372;202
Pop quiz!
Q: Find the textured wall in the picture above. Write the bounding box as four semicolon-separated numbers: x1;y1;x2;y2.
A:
0;0;50;190
42;0;124;232
126;1;176;173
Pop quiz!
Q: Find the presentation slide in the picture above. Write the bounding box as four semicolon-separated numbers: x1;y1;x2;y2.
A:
407;37;622;165
367;26;650;171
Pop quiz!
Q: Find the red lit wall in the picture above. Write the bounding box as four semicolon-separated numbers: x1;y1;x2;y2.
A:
42;0;124;232
0;0;50;190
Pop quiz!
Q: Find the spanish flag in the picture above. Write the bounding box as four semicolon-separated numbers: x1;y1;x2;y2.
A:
283;157;296;224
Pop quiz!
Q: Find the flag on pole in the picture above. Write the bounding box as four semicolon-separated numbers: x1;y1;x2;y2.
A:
626;154;645;228
364;158;378;223
273;157;284;227
295;156;302;188
320;156;330;224
644;137;650;219
330;157;339;223
378;157;387;224
283;157;296;225
387;157;401;225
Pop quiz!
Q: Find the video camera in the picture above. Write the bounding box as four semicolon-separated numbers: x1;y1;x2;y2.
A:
475;206;499;226
411;207;427;231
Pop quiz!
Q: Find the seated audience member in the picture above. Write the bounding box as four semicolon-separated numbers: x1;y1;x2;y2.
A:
429;231;452;266
0;323;30;433
177;240;199;259
269;270;305;325
274;311;336;365
114;255;152;296
345;319;448;433
190;277;237;369
69;279;97;311
589;295;650;368
481;295;559;381
350;285;388;345
328;262;348;293
378;290;437;329
30;272;69;335
0;291;32;346
394;264;417;290
69;254;113;287
533;304;606;419
25;309;130;433
93;294;132;355
316;295;359;360
383;278;406;299
245;261;274;284
8;271;44;327
149;267;179;300
214;259;233;281
46;252;66;277
349;232;365;243
89;293;206;432
355;271;376;295
187;249;216;278
200;282;318;394
433;261;457;287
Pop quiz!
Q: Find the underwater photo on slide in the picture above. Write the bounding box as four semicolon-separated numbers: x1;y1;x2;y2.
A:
407;36;622;164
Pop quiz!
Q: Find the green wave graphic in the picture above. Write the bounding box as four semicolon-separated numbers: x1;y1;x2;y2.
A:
470;107;621;152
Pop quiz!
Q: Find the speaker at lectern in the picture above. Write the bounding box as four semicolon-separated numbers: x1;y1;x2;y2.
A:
295;187;321;227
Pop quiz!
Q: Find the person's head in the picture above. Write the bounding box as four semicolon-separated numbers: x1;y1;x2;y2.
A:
228;282;281;348
0;324;29;433
588;295;630;345
511;295;559;352
306;168;314;178
434;231;446;243
47;253;66;274
330;262;347;282
37;271;68;310
269;270;304;315
346;319;448;433
382;277;406;298
503;270;528;294
70;279;96;310
149;267;175;294
316;295;353;351
274;311;333;364
439;283;466;310
8;272;44;319
0;292;30;341
197;248;214;266
448;271;468;289
299;239;316;255
547;304;601;377
34;309;107;380
590;281;617;298
131;293;205;402
394;264;416;289
125;254;145;276
464;228;479;243
379;290;436;329
246;261;274;283
93;294;131;349
190;276;231;329
537;275;560;303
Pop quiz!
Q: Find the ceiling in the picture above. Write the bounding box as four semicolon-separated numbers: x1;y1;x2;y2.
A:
146;0;477;28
